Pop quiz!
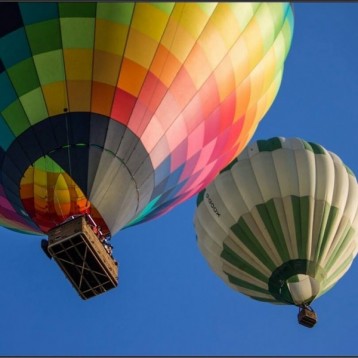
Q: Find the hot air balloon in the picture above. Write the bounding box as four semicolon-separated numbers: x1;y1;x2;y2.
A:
0;3;294;298
194;137;358;327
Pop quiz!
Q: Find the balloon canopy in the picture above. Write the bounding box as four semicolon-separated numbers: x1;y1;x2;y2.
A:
0;3;294;237
194;137;358;307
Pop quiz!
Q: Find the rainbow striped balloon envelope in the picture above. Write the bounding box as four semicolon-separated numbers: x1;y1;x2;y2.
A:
0;2;294;237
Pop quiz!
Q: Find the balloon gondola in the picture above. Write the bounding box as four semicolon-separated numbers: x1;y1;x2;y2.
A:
0;3;293;298
194;137;358;327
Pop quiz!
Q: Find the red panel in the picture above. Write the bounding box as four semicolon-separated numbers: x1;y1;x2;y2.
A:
111;88;137;126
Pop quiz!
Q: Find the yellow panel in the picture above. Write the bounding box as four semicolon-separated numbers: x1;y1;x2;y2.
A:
169;3;215;39
242;19;264;71
93;50;122;86
34;167;48;187
64;49;93;81
184;44;213;89
42;82;68;116
161;22;196;64
229;41;251;89
125;29;158;69
131;3;171;41
95;19;129;55
198;22;229;69
214;57;236;102
55;174;68;191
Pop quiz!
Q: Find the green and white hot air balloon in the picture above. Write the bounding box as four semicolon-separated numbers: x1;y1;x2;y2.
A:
194;137;358;327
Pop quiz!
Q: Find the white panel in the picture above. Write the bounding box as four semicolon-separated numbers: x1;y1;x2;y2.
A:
314;153;335;202
89;152;138;233
231;158;264;210
293;149;316;197
250;151;281;200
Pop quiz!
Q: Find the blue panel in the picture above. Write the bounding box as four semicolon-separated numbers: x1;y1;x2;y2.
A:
0;72;18;110
153;155;171;186
164;163;185;191
19;3;59;25
0;28;32;68
0;116;15;150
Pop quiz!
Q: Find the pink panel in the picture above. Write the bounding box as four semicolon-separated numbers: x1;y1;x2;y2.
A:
138;71;168;115
186;121;205;160
167;67;197;115
0;195;15;211
165;115;188;153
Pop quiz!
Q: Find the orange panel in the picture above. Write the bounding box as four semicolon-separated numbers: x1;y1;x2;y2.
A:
67;80;92;112
150;44;182;88
91;82;116;116
117;58;147;97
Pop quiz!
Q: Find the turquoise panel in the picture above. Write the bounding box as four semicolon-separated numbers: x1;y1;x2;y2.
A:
0;115;15;149
0;73;18;109
0;28;32;68
19;3;59;25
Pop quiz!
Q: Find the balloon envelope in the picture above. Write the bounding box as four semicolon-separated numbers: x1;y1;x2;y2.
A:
194;137;358;306
0;3;294;237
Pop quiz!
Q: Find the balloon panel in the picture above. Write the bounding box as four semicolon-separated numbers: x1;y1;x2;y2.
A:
0;3;294;235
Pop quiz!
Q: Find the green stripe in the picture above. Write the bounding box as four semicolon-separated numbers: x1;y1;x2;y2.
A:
291;196;310;259
256;199;290;262
313;203;336;264
324;226;355;273
2;100;30;136
302;140;326;155
230;218;276;272
225;272;268;295
59;3;96;18
7;58;40;97
34;156;64;173
257;137;282;152
97;3;134;24
322;253;355;292
221;243;268;283
26;19;62;55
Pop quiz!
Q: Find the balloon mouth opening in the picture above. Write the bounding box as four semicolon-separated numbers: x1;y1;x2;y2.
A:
286;274;320;306
268;259;325;305
19;156;110;236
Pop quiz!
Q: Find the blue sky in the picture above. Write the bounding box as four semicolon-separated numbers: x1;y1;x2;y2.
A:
1;3;358;356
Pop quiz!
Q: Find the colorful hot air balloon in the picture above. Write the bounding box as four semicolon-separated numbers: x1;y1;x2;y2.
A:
194;137;358;327
0;2;294;236
0;3;293;298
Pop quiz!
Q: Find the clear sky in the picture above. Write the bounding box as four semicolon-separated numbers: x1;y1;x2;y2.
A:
1;3;358;356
